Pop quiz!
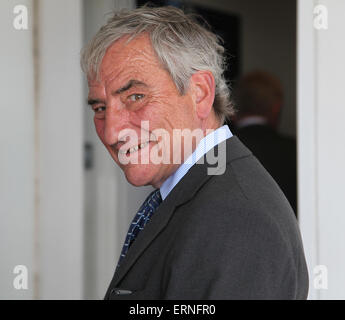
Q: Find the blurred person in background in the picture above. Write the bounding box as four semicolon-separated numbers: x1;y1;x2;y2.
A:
232;71;297;214
81;6;307;299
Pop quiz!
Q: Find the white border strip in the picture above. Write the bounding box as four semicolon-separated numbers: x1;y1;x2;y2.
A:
297;0;319;300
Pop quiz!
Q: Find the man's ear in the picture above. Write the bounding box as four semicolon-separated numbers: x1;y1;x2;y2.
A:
190;71;215;120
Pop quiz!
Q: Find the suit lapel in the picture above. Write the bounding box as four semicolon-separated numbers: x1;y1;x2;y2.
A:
111;191;178;287
110;136;251;287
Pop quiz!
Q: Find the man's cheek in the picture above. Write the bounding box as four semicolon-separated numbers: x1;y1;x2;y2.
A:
94;119;105;142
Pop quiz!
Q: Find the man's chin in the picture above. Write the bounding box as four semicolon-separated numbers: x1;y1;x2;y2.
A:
123;165;156;187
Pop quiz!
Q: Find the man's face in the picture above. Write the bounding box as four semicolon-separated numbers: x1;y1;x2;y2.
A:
87;34;199;188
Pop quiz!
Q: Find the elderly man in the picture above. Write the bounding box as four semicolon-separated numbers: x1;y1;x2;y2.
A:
81;6;308;299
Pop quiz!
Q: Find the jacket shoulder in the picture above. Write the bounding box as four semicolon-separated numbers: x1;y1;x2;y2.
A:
163;153;308;299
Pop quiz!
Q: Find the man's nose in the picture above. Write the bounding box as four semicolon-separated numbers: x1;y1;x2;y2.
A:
103;106;129;146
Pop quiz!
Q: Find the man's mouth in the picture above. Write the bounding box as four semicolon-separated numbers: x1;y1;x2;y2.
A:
118;141;151;155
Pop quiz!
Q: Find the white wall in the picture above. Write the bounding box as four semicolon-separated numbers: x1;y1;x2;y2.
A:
38;0;84;299
298;0;345;299
0;0;84;299
0;0;35;299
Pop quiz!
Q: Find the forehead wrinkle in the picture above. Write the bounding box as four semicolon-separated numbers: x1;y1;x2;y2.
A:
103;67;151;98
102;58;163;97
100;35;161;83
96;33;180;104
103;54;159;84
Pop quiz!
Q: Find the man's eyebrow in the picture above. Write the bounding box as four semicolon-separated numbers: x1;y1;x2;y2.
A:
113;80;147;95
87;98;105;106
87;80;147;106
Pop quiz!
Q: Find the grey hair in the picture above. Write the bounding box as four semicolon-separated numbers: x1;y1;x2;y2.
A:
81;5;234;123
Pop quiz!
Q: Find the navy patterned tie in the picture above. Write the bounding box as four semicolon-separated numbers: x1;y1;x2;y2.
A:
117;189;162;268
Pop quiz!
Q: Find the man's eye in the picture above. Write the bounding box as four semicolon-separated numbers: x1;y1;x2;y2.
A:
94;106;106;113
128;94;145;102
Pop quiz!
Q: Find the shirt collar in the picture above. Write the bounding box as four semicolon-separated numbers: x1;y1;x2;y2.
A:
160;125;232;200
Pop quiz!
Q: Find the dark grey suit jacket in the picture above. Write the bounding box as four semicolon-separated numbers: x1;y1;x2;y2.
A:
234;124;297;214
104;136;309;300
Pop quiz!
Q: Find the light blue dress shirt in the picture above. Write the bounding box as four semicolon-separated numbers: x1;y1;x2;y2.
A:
160;125;233;200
